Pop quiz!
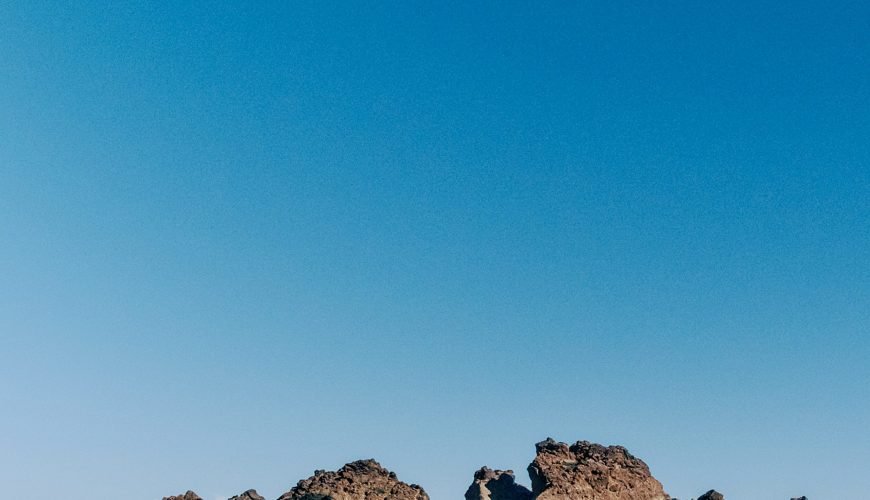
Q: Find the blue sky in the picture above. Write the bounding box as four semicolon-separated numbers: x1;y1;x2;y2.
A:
1;1;868;499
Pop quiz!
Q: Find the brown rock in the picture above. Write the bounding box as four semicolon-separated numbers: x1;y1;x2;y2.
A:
697;490;724;500
277;458;429;500
228;489;265;500
163;492;202;500
465;467;533;500
527;438;669;500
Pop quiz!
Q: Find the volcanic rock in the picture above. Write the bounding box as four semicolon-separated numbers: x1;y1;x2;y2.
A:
527;438;669;500
228;490;265;500
162;492;202;500
697;490;724;500
465;467;533;500
277;458;429;500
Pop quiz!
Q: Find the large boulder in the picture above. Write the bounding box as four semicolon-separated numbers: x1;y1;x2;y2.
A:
697;491;724;500
228;490;265;500
277;459;429;500
163;492;202;500
465;467;533;500
528;438;670;500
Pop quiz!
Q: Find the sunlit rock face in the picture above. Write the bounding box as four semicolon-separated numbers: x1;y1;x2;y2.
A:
528;438;670;500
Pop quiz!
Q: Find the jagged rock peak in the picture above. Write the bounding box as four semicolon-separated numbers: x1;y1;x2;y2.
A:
528;438;670;500
465;466;533;500
228;489;265;500
790;497;808;500
697;490;724;500
162;492;202;500
277;458;429;500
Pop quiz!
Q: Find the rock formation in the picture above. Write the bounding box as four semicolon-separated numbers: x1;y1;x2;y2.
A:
228;490;265;500
162;492;202;500
465;467;533;500
161;438;812;499
276;458;429;500
527;438;670;500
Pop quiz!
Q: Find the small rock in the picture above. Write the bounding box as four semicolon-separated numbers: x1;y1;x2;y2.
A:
163;492;202;500
465;466;532;500
228;489;265;500
698;490;724;500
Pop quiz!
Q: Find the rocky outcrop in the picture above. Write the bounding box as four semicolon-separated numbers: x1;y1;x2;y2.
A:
697;490;724;500
527;438;669;500
162;492;202;500
228;490;265;500
790;497;808;500
277;458;429;500
465;467;533;500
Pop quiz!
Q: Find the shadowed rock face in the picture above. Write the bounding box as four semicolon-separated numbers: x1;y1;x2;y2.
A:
277;459;429;500
697;490;724;500
528;438;670;500
228;489;265;500
465;467;533;500
162;492;202;500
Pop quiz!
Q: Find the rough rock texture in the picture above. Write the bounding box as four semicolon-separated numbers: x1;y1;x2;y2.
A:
277;459;429;500
162;492;202;500
790;497;808;500
465;467;533;500
528;438;669;500
228;490;265;500
697;490;724;500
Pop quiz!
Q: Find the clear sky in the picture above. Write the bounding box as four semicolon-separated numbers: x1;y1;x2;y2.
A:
1;1;868;499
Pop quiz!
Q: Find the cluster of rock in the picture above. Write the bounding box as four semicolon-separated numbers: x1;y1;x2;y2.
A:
163;438;808;500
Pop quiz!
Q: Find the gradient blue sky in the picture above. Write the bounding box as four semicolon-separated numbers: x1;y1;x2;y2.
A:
1;1;869;499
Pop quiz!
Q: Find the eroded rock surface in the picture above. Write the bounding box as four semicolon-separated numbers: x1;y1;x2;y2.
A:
228;489;265;500
277;458;429;500
465;467;533;500
162;492;202;500
528;438;669;500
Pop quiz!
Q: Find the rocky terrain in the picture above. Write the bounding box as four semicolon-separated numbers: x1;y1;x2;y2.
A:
164;438;807;500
